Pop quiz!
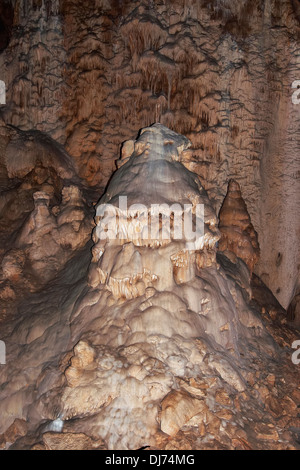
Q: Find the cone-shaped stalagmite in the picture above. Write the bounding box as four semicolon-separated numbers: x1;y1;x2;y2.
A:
218;180;260;274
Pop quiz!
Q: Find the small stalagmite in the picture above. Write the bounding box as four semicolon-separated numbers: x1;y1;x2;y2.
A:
218;179;260;274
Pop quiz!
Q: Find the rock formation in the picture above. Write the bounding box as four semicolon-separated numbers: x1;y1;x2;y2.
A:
0;0;299;452
218;179;260;274
0;0;299;309
0;124;299;451
0;117;93;322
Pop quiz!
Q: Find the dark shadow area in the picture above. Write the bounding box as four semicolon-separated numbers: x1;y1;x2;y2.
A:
0;1;14;53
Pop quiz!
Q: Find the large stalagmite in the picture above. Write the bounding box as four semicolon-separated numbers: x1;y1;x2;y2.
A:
0;124;299;451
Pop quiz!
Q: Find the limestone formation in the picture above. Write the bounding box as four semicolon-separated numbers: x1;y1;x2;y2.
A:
0;184;92;290
0;118;93;298
0;124;298;451
0;0;299;452
218;179;260;274
0;0;299;308
89;123;220;297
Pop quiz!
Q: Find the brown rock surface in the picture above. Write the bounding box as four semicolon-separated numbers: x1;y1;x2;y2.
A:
41;432;105;451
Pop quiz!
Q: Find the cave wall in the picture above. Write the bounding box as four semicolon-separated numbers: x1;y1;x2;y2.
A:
0;0;299;307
